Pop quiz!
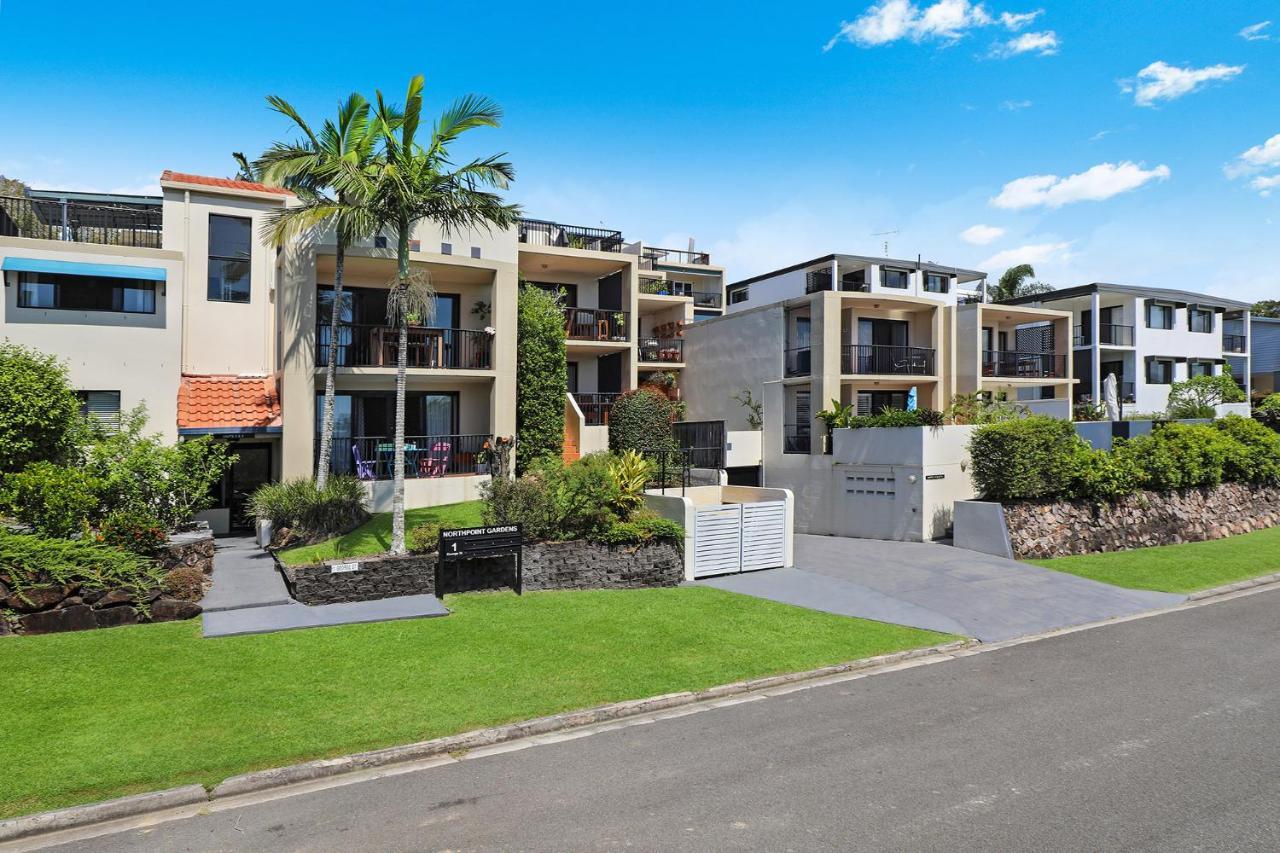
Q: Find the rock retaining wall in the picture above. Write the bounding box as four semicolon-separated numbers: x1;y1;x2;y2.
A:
1004;483;1280;558
282;539;683;606
156;527;216;575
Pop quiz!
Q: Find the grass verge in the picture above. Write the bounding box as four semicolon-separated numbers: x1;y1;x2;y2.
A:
1027;525;1280;593
0;586;955;820
278;500;485;565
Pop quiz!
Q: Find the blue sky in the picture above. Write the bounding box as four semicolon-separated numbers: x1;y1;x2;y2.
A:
1;0;1276;299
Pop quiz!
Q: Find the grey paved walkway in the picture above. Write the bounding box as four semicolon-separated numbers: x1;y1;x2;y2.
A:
200;536;448;638
699;534;1182;642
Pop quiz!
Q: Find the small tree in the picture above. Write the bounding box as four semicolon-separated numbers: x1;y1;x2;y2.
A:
1166;370;1246;419
516;285;567;473
0;343;84;474
732;387;763;430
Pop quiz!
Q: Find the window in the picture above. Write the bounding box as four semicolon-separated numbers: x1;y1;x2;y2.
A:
923;272;950;294
1146;358;1174;384
1189;307;1214;333
440;242;452;255
17;272;156;314
729;286;749;304
1189;360;1213;378
77;391;121;433
470;246;481;259
880;268;910;289
857;391;909;414
207;215;252;303
1146;301;1174;330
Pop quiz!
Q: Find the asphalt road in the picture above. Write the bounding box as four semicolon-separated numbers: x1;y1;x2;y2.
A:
43;588;1280;852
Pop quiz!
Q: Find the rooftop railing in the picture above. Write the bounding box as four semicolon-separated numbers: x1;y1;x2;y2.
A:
0;194;162;248
517;217;623;253
640;246;710;268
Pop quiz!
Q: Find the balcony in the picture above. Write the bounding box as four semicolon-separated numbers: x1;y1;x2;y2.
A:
783;426;811;454
564;307;629;341
805;270;831;294
639;276;687;297
982;350;1068;379
517;217;623;253
841;345;936;376
784;346;811;377
638;337;683;363
692;291;723;309
0;194;162;249
1074;324;1135;346
573;392;621;426
315;324;493;369
1223;333;1247;353
326;434;493;480
640;246;710;268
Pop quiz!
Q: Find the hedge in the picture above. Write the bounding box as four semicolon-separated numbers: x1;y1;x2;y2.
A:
516;285;568;474
608;388;678;455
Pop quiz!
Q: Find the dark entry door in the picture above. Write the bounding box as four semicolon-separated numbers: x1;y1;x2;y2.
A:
229;444;273;531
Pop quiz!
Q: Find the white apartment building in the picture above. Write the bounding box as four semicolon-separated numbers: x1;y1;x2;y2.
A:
1003;283;1253;412
0;175;726;530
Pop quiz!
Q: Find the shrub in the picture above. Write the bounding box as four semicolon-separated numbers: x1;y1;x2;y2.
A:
945;392;1029;425
609;388;678;454
595;513;685;546
1065;444;1141;501
516;285;567;473
249;475;368;541
97;508;168;554
408;521;443;554
482;470;557;540
1118;423;1235;490
1072;402;1106;422
1255;394;1280;434
1166;372;1245;419
0;343;85;474
0;462;102;537
548;453;623;540
609;450;654;516
0;529;163;604
162;567;205;602
969;416;1087;501
1215;415;1280;484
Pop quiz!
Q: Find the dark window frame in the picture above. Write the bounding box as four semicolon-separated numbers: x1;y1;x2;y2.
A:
880;267;911;289
1188;307;1214;334
923;272;950;294
207;214;253;303
1146;358;1174;384
16;271;157;315
1146;301;1175;330
728;286;749;304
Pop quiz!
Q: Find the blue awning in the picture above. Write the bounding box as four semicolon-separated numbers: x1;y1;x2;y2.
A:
1;257;167;282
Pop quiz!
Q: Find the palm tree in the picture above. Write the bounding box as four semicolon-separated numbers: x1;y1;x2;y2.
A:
988;263;1055;302
370;75;520;554
255;93;382;488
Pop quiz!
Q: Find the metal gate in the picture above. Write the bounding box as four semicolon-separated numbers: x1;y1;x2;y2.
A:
692;500;787;578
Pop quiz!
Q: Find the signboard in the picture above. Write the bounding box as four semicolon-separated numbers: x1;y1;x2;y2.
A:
925;473;945;481
437;524;524;594
330;561;360;574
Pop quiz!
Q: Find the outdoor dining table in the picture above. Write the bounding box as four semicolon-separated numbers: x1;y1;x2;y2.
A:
375;443;420;478
371;326;445;367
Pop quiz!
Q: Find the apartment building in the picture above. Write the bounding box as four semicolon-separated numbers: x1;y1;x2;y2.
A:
0;175;726;529
1003;283;1253;411
1247;316;1279;398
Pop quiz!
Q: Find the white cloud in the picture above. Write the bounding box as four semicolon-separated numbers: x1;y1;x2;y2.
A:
991;161;1171;209
1088;129;1114;143
1239;21;1272;41
1223;133;1280;179
989;30;1059;57
961;224;1005;244
1124;61;1245;106
1251;175;1280;197
1000;99;1033;111
824;1;1044;50
981;241;1072;269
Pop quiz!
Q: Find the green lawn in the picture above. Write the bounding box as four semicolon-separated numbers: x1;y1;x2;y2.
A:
1027;526;1280;593
0;587;954;820
278;500;485;565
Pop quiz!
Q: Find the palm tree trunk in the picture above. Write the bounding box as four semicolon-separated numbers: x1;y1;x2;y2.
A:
390;223;410;554
315;236;346;489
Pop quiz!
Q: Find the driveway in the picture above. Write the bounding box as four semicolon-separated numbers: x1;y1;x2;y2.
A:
699;534;1182;641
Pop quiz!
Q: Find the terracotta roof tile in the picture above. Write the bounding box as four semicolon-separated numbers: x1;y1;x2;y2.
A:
177;375;282;430
160;170;293;196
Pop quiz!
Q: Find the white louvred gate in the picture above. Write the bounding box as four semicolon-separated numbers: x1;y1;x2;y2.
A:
692;500;787;578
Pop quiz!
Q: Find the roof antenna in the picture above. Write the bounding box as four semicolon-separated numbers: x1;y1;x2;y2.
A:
871;229;899;257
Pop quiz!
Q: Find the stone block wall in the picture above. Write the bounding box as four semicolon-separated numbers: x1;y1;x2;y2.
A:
282;539;683;605
156;527;216;575
1004;483;1280;558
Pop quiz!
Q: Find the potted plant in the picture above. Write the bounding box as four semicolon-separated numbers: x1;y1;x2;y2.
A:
475;439;493;474
612;312;628;340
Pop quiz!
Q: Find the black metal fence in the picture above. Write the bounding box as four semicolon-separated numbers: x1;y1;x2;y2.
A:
783;426;811;454
841;344;936;375
573;392;621;426
0;194;162;248
673;420;725;469
638;337;683;363
517;218;624;253
643;448;692;495
564;307;629;341
692;291;723;309
329;434;493;480
316;324;493;369
981;350;1068;378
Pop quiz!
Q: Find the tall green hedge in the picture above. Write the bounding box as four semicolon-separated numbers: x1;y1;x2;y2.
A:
608;388;678;454
0;342;83;474
968;415;1085;502
516;285;567;473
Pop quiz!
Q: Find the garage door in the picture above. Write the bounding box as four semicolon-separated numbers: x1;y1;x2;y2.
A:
693;502;787;578
840;467;902;540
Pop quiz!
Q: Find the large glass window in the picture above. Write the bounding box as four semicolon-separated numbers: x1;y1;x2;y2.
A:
422;393;458;436
880;268;910;289
208;215;252;303
1189;307;1214;333
923;272;950;293
17;272;155;314
1188;360;1213;378
729;286;749;304
1146;359;1174;384
1146;302;1174;330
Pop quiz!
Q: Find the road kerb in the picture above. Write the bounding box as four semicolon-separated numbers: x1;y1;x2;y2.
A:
1186;572;1280;601
0;786;208;845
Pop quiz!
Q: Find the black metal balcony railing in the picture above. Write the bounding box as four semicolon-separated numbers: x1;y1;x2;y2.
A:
783;426;811;454
805;271;832;294
1223;333;1247;353
638;337;684;363
0;194;162;248
564;307;629;341
982;350;1068;379
692;291;723;309
517;217;623;253
328;434;493;480
673;420;726;470
573;392;621;426
316;324;493;369
1074;324;1135;346
784;346;812;377
638;276;675;295
641;246;710;267
841;345;936;376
